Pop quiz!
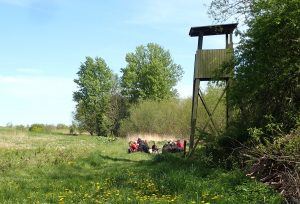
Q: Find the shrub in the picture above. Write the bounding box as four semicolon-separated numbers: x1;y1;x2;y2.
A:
120;84;227;138
119;99;191;137
29;124;45;133
243;126;300;202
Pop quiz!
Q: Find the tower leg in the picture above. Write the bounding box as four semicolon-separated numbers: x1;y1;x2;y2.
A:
190;78;200;150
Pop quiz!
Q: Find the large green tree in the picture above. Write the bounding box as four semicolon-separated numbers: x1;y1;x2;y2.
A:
73;57;113;136
121;43;183;103
210;0;300;140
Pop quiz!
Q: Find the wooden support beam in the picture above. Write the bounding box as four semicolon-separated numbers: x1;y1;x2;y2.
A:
226;34;229;49
190;78;200;150
203;82;228;131
198;90;219;136
189;34;203;151
226;79;230;128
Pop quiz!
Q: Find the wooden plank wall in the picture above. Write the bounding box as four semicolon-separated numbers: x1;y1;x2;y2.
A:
196;49;232;79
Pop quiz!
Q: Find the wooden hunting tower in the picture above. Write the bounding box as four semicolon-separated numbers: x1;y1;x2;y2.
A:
189;23;238;150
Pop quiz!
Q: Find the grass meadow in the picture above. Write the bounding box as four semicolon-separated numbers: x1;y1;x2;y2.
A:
0;127;281;204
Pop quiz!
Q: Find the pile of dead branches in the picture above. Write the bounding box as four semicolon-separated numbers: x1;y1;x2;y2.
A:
243;129;300;203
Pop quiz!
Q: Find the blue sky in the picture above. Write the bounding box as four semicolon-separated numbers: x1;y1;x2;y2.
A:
0;0;231;126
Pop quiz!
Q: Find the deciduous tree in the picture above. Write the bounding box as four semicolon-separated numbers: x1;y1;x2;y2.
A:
210;0;300;139
73;57;113;136
121;43;183;103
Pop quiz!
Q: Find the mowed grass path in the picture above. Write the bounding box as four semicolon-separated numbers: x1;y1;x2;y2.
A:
0;128;281;204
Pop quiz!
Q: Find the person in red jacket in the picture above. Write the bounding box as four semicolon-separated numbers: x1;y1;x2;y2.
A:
176;140;184;151
128;141;138;153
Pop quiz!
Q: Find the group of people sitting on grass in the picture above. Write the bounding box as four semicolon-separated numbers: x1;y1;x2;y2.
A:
162;140;184;153
128;138;149;153
128;138;184;154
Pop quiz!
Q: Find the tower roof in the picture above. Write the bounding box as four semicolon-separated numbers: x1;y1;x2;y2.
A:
189;23;238;37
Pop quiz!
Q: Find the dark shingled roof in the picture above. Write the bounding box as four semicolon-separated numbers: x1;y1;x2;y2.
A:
189;23;238;37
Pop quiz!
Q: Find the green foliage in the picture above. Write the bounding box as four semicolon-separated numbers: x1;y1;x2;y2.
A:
249;125;300;159
0;129;282;203
29;124;46;133
196;83;227;136
121;43;183;103
212;0;300;143
28;124;57;134
242;126;300;200
73;56;114;136
120;84;228;137
69;122;78;135
108;75;129;136
120;99;191;137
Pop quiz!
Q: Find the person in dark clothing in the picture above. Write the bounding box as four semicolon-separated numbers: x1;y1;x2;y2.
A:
151;142;159;154
137;138;150;153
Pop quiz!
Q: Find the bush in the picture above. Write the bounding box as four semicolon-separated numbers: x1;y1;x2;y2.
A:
120;99;191;137
243;126;300;202
120;84;227;137
29;124;45;133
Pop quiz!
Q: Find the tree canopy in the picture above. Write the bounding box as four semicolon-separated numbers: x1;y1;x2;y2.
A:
121;43;183;103
209;0;300;139
73;57;113;136
233;0;299;134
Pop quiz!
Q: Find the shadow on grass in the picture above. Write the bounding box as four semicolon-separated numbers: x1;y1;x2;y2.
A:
97;154;139;163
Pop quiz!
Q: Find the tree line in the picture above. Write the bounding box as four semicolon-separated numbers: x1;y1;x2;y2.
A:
72;43;184;136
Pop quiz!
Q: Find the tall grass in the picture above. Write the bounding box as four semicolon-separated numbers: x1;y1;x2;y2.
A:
0;128;281;203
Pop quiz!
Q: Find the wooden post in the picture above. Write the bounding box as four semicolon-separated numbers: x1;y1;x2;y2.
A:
226;33;233;127
190;78;199;150
226;79;229;128
190;34;203;151
226;34;229;49
183;140;187;157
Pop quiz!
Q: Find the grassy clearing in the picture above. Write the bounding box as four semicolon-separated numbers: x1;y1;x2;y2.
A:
0;128;281;203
